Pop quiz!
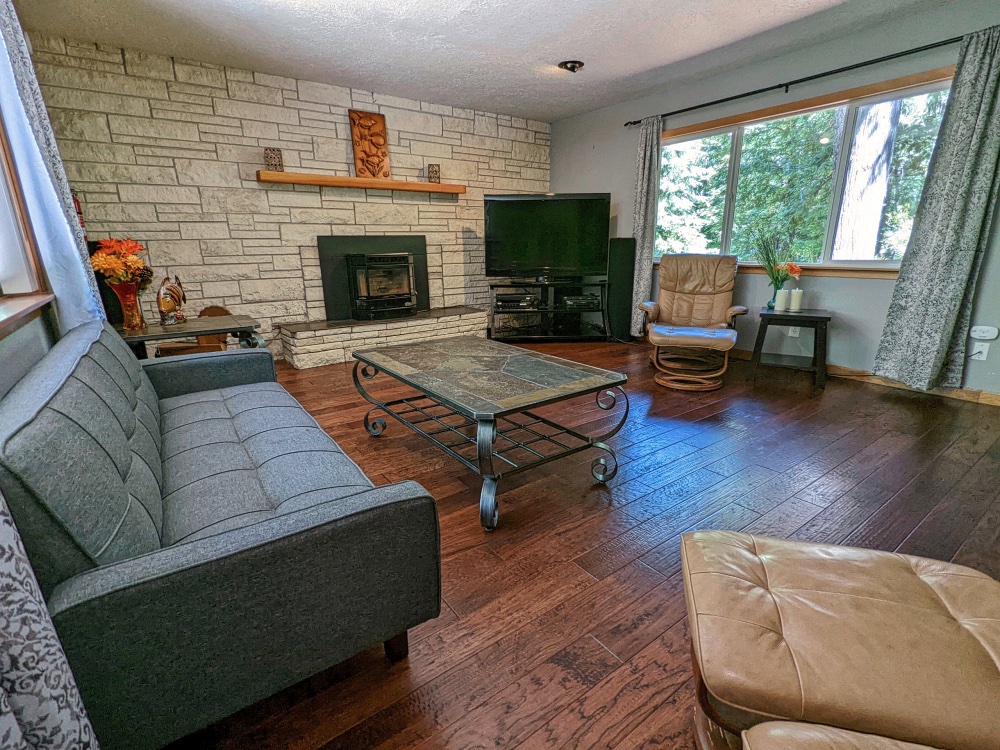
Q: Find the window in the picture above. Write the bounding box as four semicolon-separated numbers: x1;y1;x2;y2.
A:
0;110;40;297
655;84;949;265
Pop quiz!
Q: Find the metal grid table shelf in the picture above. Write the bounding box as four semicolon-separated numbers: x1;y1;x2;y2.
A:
352;351;628;530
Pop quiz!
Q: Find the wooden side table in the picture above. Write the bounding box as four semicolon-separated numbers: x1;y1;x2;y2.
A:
748;307;832;388
114;314;264;360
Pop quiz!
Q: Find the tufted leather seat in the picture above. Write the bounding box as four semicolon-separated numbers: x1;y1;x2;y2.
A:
648;325;738;351
681;531;1000;750
743;723;944;750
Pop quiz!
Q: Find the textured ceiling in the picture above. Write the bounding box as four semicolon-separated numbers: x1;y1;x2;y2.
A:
15;0;936;121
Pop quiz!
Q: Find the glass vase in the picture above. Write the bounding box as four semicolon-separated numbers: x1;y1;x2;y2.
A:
109;281;145;331
767;280;785;310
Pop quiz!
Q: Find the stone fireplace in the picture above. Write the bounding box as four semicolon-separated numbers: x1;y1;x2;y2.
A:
278;233;488;368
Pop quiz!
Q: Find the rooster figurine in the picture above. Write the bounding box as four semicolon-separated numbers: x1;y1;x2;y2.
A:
156;275;187;325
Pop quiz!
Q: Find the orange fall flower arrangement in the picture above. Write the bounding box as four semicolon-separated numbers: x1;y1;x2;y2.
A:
773;262;802;286
90;238;153;290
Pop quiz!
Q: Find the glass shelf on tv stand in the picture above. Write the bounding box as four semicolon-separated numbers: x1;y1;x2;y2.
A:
488;279;609;343
488;278;608;288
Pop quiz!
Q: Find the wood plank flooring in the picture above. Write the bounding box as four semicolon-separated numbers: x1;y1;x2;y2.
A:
172;342;1000;750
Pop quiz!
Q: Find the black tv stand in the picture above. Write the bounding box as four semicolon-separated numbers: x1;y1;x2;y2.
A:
488;279;609;342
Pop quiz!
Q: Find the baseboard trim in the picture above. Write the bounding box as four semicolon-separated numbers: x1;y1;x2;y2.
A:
731;348;1000;407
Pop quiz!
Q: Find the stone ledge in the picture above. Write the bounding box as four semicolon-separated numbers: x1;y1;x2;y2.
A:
276;305;484;334
278;306;488;369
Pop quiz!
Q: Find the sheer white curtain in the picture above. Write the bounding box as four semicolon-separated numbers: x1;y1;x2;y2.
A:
0;0;103;331
630;116;662;336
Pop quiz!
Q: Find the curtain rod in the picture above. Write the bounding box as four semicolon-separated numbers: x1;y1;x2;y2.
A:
622;35;964;127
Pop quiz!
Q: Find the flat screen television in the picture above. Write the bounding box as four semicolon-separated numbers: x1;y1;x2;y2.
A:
484;193;611;277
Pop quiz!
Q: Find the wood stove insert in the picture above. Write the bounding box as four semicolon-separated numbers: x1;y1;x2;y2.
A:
347;253;417;320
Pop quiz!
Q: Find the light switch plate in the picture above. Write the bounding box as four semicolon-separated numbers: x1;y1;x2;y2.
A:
971;342;990;360
970;325;999;340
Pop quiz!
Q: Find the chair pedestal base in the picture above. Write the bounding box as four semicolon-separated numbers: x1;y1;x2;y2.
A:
651;347;731;391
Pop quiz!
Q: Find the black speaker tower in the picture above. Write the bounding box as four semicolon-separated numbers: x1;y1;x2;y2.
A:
606;237;636;341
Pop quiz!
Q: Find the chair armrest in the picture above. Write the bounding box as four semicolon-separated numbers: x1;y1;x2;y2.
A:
638;301;659;316
140;348;276;398
49;480;440;750
638;301;660;329
726;305;749;327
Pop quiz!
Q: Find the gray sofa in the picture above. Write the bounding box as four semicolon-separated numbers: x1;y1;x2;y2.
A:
0;321;441;750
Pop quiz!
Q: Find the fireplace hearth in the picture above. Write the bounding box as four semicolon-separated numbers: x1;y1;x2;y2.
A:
347;253;417;320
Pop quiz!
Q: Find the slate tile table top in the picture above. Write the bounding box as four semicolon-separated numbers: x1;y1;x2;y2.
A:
352;336;629;530
354;335;625;420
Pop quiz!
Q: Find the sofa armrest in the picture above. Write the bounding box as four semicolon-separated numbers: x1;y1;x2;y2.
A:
48;480;440;750
140;348;276;398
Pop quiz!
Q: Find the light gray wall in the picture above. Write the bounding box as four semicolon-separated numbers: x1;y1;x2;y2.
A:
0;316;54;398
551;0;1000;391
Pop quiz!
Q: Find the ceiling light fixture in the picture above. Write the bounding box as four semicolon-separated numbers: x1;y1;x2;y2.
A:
557;60;584;73
819;136;831;144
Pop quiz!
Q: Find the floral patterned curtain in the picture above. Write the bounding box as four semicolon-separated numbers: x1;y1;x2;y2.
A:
630;116;662;336
0;490;100;749
873;25;1000;390
0;0;103;329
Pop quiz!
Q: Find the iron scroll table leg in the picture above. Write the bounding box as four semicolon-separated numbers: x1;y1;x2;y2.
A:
237;330;266;349
476;418;500;531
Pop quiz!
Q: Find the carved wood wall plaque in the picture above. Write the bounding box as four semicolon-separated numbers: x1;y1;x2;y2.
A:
348;110;391;179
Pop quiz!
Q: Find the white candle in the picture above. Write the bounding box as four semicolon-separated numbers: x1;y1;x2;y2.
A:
790;288;804;312
774;289;790;311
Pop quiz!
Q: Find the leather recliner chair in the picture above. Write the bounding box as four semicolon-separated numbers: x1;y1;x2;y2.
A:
638;254;748;391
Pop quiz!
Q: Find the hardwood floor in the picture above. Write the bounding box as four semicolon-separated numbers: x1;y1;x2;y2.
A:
175;341;1000;749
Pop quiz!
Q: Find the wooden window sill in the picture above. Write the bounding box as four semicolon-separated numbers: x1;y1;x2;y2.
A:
651;260;897;280
0;292;54;338
735;265;899;280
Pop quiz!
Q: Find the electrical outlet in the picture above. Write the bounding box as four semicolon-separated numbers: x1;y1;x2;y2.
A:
971;342;990;360
971;325;999;340
787;327;800;338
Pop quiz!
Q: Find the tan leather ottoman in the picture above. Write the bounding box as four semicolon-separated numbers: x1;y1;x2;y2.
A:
743;723;944;750
648;325;738;391
681;531;1000;750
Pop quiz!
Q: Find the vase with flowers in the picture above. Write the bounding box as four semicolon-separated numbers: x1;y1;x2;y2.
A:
89;238;154;330
750;231;802;309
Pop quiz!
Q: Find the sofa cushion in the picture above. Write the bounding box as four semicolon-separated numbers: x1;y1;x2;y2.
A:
0;322;162;595
681;531;1000;750
159;382;373;544
743;723;943;750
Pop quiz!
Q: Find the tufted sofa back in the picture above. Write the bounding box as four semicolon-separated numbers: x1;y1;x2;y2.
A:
0;321;163;596
655;254;738;328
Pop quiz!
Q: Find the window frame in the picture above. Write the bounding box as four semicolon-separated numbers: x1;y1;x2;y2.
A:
656;68;954;270
0;105;45;295
0;103;53;339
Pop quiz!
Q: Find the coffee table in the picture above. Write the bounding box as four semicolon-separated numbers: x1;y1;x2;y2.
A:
352;336;628;530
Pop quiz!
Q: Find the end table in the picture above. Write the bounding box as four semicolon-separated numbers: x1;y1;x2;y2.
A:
748;307;832;388
114;314;264;359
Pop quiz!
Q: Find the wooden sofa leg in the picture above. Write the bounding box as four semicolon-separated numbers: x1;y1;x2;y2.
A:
384;631;409;662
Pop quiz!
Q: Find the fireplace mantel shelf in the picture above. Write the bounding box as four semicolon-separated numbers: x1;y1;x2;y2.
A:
256;170;466;195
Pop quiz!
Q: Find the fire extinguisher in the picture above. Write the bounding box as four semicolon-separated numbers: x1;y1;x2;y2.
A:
71;190;89;242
